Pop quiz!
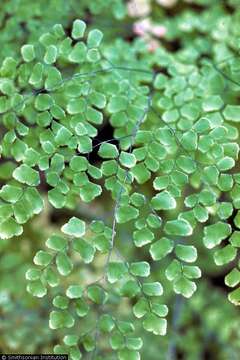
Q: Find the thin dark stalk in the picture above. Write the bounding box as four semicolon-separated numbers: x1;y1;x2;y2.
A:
167;295;184;360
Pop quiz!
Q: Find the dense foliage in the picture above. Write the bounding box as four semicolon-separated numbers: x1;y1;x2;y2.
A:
1;0;240;359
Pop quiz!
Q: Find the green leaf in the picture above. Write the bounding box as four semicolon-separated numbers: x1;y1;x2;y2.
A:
153;176;169;190
98;143;119;159
118;350;140;360
48;188;66;208
164;219;193;236
176;155;196;174
110;332;125;350
107;262;128;283
131;163;151;184
162;109;179;123
45;67;62;90
165;260;181;281
44;45;58;64
142;282;163;296
203;165;219;185
55;125;72;145
135;127;151;144
180;130;197;151
223;105;240;122
87;285;107;304
88;164;102;179
126;337;143;350
175;245;197;263
147;214;162;229
143;313;167;335
35;94;53;111
87;48;100;63
53;296;69;309
69;346;82;360
66;285;83;299
182;265;201;279
203;222;231;249
72;19;86;39
120;280;140;298
151;191;176;210
214;245;237;266
73;238;95;263
86;106;103;124
89;92;106;109
13;164;40;186
202;96;224;112
36;111;52;127
0;217;23;239
54;345;68;355
27;280;47;298
21;44;35;62
75;299;89;317
180;103;199;121
217;202;233;220
150;238;174;261
44;267;59;287
13;199;30;224
99;314;115;333
69;42;87;63
130;262;150;277
56;253;73;276
92;234;110;253
50;104;65;120
193;205;208;223
116;205;139;224
25;268;41;281
228;288;240;306
110;112;128;127
151;303;168;317
63;335;79;346
24;148;40;167
217;157;235;171
199;189;216;206
90;220;105;233
61;217;86;237
119;152;136;168
185;194;198;208
154;73;168;89
234;211;240;228
133;228;154;247
0;204;12;221
29;62;44;85
46;235;67;251
194;118;211;133
70;156;88;172
49;310;75;329
230;231;240;247
218;174;233;192
67;98;86;114
0;184;22;203
87;29;103;48
130;193;145;208
52;23;65;38
34;250;52;266
173;276;196;298
133;298;148;318
0;162;15;180
225;268;240;288
79;182;102;202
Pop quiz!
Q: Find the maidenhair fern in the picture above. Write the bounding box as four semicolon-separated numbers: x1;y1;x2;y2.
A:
1;15;240;359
